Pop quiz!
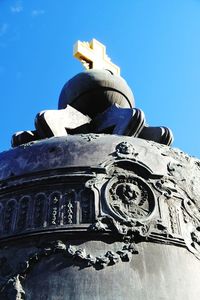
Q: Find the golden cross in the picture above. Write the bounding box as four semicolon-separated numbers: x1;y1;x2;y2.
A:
73;38;120;75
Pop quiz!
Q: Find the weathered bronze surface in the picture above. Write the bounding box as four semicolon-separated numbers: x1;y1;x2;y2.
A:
2;39;199;299
0;134;200;299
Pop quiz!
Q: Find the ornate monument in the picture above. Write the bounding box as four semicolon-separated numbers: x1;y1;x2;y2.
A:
0;39;200;299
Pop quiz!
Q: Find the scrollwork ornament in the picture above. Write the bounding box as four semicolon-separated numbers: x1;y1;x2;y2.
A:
89;215;152;241
85;175;106;189
183;198;200;223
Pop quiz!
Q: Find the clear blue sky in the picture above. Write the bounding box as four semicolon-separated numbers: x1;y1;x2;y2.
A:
1;0;200;157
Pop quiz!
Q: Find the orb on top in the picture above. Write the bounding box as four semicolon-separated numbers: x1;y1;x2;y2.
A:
59;39;134;118
58;69;135;118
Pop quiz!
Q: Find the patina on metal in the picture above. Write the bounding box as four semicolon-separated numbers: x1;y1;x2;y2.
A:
0;39;200;300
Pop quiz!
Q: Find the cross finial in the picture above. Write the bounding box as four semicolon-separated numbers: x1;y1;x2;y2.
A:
73;38;120;75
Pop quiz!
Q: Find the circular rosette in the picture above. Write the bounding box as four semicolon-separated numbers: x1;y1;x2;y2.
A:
105;176;156;222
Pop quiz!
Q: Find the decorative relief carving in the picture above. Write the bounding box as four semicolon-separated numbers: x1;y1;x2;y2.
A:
17;196;30;231
0;240;138;299
34;193;46;228
183;198;200;222
90;215;152;239
80;133;101;142
49;191;62;226
106;176;155;221
3;275;25;300
115;142;138;159
191;227;200;254
84;155;200;259
0;151;200;261
0;182;96;238
179;200;200;259
168;204;181;235
62;190;76;225
80;189;95;223
4;199;17;234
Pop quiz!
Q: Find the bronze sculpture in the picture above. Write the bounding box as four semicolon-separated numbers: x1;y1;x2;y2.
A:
0;39;199;300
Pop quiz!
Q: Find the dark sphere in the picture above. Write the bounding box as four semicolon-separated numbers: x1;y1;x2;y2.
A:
58;69;135;118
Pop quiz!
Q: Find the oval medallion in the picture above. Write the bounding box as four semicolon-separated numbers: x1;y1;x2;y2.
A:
105;176;155;221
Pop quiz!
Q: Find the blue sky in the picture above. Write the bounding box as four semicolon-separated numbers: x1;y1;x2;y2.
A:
0;0;200;157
